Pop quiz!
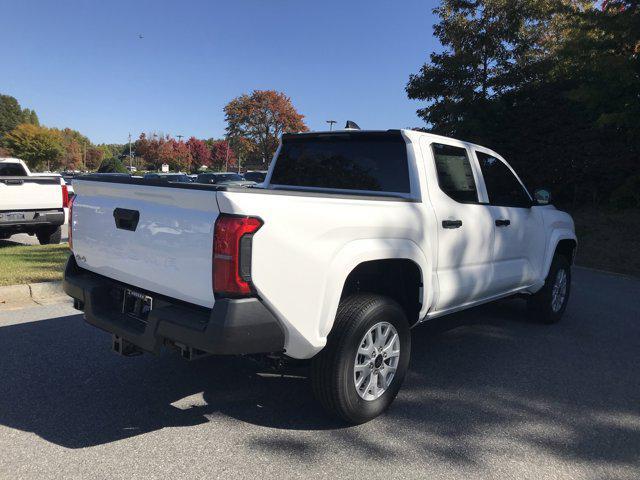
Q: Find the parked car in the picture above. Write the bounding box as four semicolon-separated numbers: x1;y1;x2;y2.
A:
0;157;68;244
143;173;191;183
63;129;576;423
195;172;255;186
242;170;268;183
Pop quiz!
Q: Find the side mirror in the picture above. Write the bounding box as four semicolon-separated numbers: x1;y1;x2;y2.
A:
534;188;551;205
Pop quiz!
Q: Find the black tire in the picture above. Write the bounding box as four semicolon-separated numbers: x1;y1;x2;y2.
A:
310;294;411;424
36;226;62;245
528;254;571;324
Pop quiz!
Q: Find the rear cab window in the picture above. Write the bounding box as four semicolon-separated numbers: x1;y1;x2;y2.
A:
0;163;27;176
269;132;411;197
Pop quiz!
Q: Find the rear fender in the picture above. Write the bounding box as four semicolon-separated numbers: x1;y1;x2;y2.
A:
318;238;432;341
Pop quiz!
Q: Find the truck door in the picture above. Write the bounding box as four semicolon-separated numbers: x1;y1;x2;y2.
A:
473;150;546;294
421;139;495;311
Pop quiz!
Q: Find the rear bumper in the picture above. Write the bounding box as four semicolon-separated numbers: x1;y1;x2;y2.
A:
62;255;285;356
0;209;64;231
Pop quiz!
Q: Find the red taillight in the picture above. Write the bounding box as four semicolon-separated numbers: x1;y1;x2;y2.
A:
62;184;69;208
213;215;263;296
68;195;75;250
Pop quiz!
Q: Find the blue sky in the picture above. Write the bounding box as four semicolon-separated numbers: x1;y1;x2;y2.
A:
1;0;439;144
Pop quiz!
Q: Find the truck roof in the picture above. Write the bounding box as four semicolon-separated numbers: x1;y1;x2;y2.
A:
283;129;501;159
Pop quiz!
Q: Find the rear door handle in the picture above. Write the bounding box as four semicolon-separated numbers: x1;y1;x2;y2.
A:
442;220;463;229
495;219;511;227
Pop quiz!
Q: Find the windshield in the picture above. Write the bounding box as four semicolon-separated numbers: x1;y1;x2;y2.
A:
216;173;243;182
243;171;266;182
197;173;244;184
144;174;189;182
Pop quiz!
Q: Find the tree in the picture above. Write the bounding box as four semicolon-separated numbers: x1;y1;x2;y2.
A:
555;1;640;138
134;133;167;170
85;147;104;171
98;157;127;173
406;0;567;136
2;123;63;170
97;143;127;160
0;94;39;138
210;139;237;171
406;0;638;207
158;138;192;172
224;90;307;164
186;137;211;170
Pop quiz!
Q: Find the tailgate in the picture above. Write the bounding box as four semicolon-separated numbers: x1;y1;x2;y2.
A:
0;176;62;210
72;179;219;307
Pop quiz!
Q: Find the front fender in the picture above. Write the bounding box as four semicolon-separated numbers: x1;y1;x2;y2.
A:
532;228;577;293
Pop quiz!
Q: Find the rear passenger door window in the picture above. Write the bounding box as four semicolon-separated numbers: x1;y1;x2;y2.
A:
476;152;531;208
431;143;479;203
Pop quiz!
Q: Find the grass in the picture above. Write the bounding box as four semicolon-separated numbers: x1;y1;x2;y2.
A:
0;244;69;286
572;207;640;277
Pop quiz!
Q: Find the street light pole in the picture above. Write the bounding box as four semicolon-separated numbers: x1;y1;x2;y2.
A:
326;120;337;131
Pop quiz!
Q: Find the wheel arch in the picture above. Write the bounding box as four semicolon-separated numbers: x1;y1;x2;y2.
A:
318;239;432;340
542;231;577;281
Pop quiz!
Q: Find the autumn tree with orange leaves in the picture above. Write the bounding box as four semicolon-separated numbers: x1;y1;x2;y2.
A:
224;90;307;165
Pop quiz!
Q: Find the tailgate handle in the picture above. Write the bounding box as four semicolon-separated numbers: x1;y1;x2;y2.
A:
113;208;140;231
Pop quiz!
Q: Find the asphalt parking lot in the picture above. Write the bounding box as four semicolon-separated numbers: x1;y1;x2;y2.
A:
0;267;638;479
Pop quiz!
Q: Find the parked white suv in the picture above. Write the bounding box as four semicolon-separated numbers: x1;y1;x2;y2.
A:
0;158;69;244
63;129;576;423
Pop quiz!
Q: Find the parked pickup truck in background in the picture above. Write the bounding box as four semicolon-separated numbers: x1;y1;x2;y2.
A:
0;157;68;244
63;128;576;423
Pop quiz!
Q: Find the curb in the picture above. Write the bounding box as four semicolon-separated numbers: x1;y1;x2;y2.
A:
0;280;66;307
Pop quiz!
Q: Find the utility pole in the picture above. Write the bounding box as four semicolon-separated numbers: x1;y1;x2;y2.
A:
128;133;133;169
83;141;87;171
177;135;184;142
224;137;230;172
326;120;337;131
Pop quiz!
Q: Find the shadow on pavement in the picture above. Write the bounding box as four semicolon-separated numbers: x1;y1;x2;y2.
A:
0;268;638;468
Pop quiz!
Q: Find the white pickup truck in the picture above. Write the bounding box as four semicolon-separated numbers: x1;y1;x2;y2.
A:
0;158;68;244
63;128;576;423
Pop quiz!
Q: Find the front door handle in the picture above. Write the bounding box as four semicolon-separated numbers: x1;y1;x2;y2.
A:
495;219;511;227
442;219;463;229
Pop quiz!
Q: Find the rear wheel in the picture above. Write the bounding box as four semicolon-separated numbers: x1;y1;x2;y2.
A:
528;254;571;324
310;294;411;424
36;226;62;245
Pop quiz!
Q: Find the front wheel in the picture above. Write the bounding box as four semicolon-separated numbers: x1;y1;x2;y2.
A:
528;255;571;324
310;294;411;424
